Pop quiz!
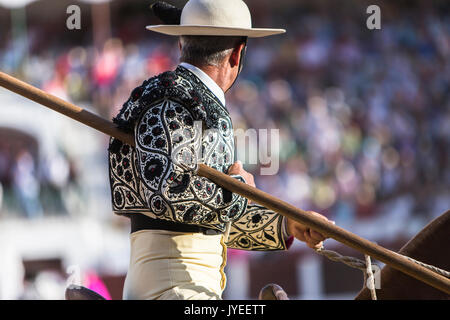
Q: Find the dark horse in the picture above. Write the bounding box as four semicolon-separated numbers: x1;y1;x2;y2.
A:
355;210;449;300
66;211;449;300
257;211;449;300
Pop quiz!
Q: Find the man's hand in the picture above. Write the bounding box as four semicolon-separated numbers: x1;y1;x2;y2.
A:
286;211;332;250
228;161;255;187
228;161;255;204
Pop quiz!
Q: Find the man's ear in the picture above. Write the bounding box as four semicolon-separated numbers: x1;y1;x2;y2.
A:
229;43;246;68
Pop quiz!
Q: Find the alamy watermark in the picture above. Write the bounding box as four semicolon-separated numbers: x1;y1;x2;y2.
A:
366;264;382;290
366;5;381;30
171;121;280;176
66;4;381;31
66;5;81;30
66;265;81;287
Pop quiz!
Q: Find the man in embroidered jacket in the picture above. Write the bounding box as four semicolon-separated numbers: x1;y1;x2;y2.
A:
108;0;330;300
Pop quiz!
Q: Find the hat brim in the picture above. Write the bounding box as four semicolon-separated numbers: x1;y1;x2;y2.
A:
146;25;286;38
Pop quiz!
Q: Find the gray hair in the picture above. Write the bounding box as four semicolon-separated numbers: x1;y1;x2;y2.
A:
180;35;246;67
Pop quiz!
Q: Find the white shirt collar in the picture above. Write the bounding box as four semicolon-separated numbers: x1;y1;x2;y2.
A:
179;62;226;106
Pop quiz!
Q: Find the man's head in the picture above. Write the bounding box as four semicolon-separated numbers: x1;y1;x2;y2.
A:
179;35;247;92
149;0;285;92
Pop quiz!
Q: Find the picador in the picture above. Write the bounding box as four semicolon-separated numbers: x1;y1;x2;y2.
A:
108;0;330;300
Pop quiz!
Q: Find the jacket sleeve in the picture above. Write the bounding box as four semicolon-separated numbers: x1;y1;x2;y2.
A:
133;97;248;227
225;204;294;251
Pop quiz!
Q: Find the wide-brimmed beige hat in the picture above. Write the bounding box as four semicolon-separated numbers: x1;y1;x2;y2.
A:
146;0;286;38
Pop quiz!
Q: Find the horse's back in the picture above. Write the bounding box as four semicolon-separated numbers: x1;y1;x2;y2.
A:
355;211;449;300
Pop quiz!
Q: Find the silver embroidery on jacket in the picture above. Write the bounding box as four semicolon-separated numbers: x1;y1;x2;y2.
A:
108;66;288;250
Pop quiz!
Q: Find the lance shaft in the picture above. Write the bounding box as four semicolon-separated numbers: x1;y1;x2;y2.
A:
1;70;449;295
0;71;134;146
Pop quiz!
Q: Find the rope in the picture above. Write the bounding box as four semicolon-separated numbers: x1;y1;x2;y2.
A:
315;246;378;299
314;246;450;300
401;254;450;278
315;246;370;272
364;254;377;300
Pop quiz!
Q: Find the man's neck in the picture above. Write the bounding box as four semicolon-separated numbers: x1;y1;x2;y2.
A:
184;61;237;94
180;62;227;106
196;64;230;94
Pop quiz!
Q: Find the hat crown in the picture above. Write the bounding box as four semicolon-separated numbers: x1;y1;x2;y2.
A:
181;0;252;29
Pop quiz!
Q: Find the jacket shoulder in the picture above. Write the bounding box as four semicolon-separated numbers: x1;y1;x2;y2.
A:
112;70;206;134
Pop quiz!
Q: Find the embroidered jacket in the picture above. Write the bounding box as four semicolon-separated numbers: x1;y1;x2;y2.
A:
108;66;290;250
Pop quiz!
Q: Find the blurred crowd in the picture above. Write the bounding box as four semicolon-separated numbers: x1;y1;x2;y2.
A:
0;139;79;218
0;0;449;224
